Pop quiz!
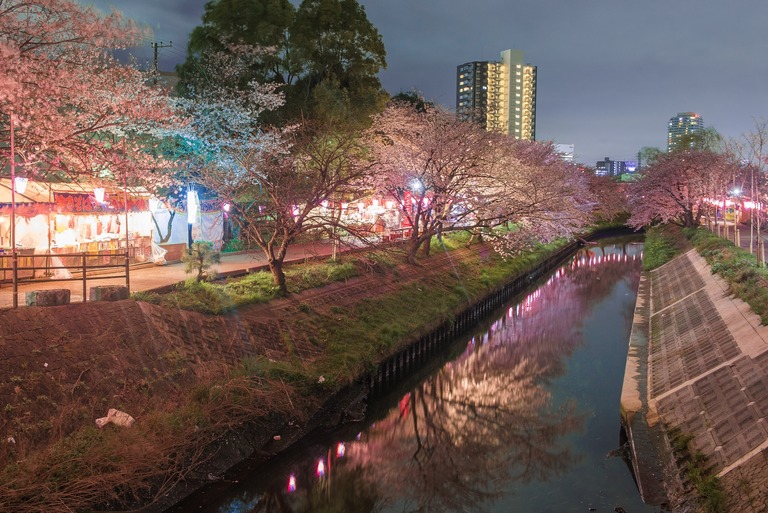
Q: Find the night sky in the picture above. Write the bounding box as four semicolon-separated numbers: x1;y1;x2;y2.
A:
83;0;768;166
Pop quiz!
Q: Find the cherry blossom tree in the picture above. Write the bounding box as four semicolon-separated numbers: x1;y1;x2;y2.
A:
626;149;737;229
481;140;595;257
368;103;594;262
175;43;376;292
583;172;629;224
171;43;285;169
193;123;375;293
0;0;179;190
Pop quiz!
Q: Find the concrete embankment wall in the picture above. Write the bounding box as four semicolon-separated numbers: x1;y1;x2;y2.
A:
367;240;580;397
621;250;768;511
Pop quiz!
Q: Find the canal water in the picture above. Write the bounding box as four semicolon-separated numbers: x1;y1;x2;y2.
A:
181;240;661;513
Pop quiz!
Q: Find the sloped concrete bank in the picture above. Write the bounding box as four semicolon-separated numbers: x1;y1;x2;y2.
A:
621;250;768;511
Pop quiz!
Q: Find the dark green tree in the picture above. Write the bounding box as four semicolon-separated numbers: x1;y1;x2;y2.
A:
390;90;434;113
176;0;387;127
287;0;387;125
637;146;663;171
176;0;295;99
183;241;222;282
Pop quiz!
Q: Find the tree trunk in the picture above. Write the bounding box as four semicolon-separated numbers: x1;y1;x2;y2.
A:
405;237;421;264
152;211;175;244
422;234;432;256
261;239;290;294
269;259;288;294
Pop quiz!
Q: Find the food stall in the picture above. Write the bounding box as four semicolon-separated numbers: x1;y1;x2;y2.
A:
0;178;50;280
0;179;155;281
49;183;153;263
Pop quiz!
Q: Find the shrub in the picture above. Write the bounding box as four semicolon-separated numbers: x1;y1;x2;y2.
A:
182;241;221;283
222;238;245;253
643;225;689;271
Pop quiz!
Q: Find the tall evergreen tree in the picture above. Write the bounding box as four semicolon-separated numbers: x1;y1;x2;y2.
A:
287;0;387;125
176;0;387;127
176;0;295;96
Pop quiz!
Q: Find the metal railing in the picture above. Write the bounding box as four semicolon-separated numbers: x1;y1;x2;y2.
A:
0;250;130;308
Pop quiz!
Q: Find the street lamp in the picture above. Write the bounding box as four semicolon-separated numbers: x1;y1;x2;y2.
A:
731;187;742;246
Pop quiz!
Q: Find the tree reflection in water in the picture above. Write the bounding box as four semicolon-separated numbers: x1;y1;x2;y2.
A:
210;243;643;513
339;243;642;513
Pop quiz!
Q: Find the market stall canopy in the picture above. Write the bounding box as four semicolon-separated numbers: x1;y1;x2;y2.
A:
0;178;51;204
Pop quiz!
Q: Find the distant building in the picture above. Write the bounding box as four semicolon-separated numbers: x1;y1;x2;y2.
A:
555;144;575;162
595;157;626;177
667;112;704;152
456;49;537;140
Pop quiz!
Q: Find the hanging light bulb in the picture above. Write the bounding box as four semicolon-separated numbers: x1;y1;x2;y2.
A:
93;187;105;203
287;474;297;493
13;177;28;194
316;459;325;477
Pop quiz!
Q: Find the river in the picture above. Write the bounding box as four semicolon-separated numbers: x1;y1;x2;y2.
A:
175;239;661;513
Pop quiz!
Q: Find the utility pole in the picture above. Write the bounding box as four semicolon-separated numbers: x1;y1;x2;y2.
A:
150;41;172;84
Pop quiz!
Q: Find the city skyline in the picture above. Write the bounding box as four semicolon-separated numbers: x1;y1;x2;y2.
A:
83;0;768;166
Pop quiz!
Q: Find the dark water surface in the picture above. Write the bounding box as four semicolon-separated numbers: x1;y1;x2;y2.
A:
184;240;661;513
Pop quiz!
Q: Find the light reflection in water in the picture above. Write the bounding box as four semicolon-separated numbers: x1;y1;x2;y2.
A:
195;241;649;513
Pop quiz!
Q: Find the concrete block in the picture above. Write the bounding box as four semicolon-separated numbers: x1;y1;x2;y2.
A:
89;285;129;302
26;289;71;307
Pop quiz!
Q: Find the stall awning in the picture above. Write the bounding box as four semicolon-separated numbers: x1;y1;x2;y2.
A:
0;179;149;213
0;178;51;203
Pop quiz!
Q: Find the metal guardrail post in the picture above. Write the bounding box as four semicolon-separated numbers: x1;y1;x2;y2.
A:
12;250;18;309
82;252;87;303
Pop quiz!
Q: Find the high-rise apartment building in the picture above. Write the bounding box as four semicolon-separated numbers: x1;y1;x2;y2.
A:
456;49;537;140
667;112;704;152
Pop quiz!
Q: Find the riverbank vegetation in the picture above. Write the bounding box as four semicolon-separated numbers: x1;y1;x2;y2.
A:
641;225;691;271
668;428;726;513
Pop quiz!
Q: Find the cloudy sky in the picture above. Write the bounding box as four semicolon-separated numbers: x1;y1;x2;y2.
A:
83;0;768;166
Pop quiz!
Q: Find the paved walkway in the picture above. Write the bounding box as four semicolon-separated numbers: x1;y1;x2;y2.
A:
0;240;340;309
623;249;768;511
